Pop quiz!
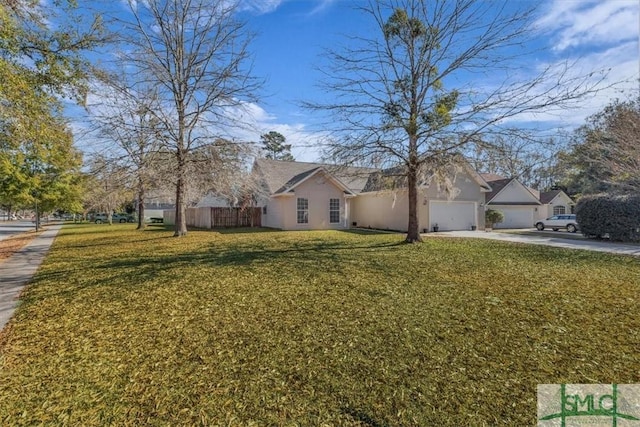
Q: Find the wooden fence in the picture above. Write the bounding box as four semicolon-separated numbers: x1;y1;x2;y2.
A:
163;207;261;229
210;207;261;228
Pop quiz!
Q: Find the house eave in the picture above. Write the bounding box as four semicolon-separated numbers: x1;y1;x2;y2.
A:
487;201;542;206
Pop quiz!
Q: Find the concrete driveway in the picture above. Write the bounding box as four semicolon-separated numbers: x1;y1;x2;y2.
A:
0;220;36;242
435;230;640;257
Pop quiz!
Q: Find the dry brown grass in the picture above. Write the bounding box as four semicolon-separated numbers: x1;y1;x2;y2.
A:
0;224;638;425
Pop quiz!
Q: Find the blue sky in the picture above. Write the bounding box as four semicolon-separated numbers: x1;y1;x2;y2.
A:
238;0;639;161
78;0;640;162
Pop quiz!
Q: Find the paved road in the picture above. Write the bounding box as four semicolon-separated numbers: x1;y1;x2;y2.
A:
0;220;37;242
439;230;640;257
0;224;62;330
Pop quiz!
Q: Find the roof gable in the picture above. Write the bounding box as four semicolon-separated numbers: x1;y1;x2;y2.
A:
274;167;355;195
254;158;377;195
362;161;491;193
540;190;574;205
484;177;541;205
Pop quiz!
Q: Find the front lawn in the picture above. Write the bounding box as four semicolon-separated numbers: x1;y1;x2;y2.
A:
1;225;638;425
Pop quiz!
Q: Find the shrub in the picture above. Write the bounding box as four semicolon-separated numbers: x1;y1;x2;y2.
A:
485;209;504;228
575;194;640;242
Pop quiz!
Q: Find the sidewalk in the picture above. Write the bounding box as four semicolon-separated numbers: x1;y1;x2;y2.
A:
0;223;62;330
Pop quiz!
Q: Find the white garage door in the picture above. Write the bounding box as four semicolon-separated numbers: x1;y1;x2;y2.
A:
429;201;476;231
492;206;535;229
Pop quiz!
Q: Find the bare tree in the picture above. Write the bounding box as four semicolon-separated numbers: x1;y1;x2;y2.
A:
307;0;606;242
116;0;261;236
84;155;133;224
88;72;164;230
468;135;566;190
185;140;257;204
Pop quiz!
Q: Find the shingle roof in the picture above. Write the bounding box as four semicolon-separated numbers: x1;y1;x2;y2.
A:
480;173;507;182
361;162;492;193
482;177;512;203
540;190;562;204
528;187;541;200
361;166;406;192
254;158;378;195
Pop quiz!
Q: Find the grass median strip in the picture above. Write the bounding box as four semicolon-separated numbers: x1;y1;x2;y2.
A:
0;224;638;425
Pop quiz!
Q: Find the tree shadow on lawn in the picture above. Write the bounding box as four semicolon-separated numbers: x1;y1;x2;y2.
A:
102;238;406;272
216;227;279;234
341;228;403;236
143;226;274;234
29;238;407;301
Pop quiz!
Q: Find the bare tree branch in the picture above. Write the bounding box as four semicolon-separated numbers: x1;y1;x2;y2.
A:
305;0;609;242
110;0;262;236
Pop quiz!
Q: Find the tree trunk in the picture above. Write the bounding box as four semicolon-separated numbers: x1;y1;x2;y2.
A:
174;147;188;237
136;181;146;230
174;177;187;236
406;165;422;243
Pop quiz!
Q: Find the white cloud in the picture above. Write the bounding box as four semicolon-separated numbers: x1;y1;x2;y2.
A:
499;40;638;128
238;0;336;17
536;0;638;52
212;102;327;162
490;0;640;129
307;0;337;17
239;0;286;15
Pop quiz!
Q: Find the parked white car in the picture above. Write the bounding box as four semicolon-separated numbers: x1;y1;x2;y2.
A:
534;214;579;233
93;213;135;224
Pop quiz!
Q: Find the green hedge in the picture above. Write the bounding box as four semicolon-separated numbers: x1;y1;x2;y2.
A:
575;194;640;242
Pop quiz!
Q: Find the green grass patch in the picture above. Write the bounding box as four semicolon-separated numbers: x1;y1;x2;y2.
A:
1;224;639;425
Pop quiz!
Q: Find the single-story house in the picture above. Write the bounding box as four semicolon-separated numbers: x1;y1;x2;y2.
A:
481;175;541;229
253;158;491;232
533;189;575;219
253;159;376;230
195;194;235;208
481;174;575;229
143;202;175;221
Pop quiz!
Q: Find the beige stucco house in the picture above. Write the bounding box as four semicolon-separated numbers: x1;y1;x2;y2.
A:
534;189;575;219
253;159;376;230
481;174;575;229
254;159;491;232
352;165;491;232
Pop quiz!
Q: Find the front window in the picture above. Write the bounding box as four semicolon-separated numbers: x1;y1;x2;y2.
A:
553;206;565;215
329;198;340;223
297;198;308;224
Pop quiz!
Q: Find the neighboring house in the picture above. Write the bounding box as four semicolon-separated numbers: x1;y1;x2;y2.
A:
254;158;491;232
481;175;541;229
532;189;575;219
195;194;234;208
144;202;175;220
481;174;575;228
